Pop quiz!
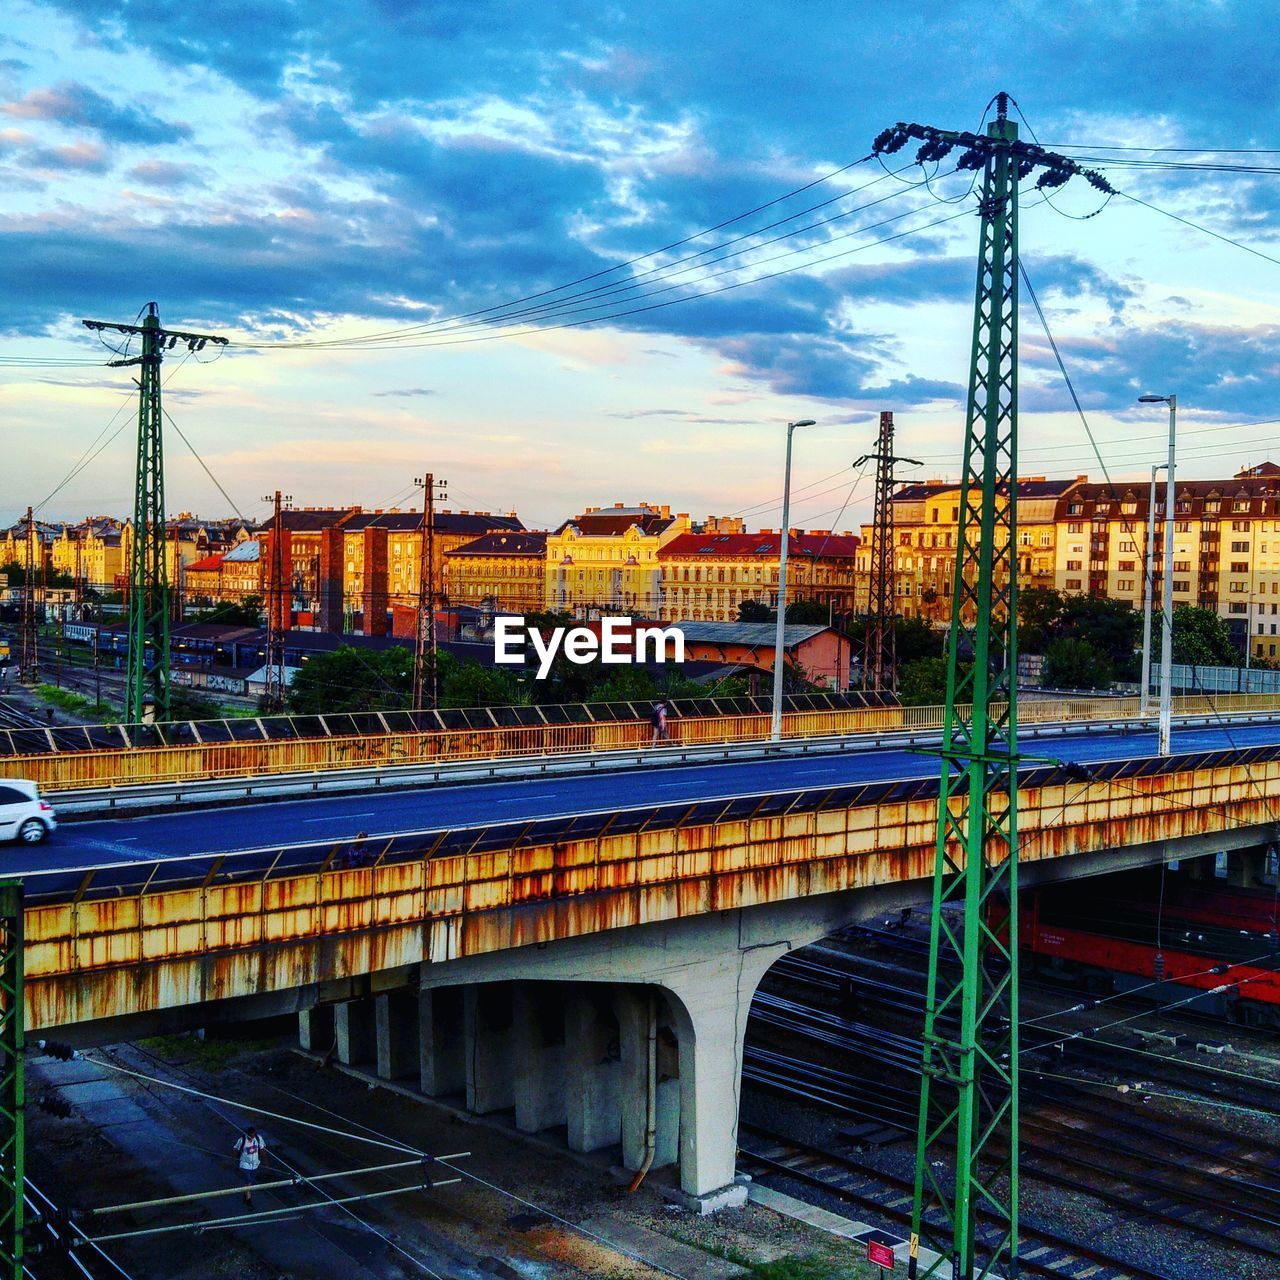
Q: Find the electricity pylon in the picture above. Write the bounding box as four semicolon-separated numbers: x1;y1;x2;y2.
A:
262;489;292;714
855;412;919;691
872;95;1112;1279
82;305;227;723
413;473;448;711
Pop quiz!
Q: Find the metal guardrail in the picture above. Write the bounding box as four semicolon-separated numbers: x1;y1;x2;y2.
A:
7;691;1280;793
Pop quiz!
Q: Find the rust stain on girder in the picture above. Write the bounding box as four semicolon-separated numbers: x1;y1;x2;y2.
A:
20;759;1280;1030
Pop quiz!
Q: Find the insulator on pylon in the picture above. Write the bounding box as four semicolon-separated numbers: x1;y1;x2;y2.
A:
36;1039;76;1061
1036;168;1071;192
38;1092;73;1118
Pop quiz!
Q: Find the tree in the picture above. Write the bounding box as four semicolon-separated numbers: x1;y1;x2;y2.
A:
1169;604;1240;668
1018;586;1064;653
738;599;771;623
287;645;414;714
895;615;943;664
784;599;829;625
1042;637;1113;690
440;658;525;708
191;596;264;627
1055;596;1142;680
897;657;949;707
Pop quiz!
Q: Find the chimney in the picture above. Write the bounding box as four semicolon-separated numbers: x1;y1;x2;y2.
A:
660;504;671;518
614;502;625;508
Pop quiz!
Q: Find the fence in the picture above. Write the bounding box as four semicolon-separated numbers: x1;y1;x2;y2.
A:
6;689;1280;792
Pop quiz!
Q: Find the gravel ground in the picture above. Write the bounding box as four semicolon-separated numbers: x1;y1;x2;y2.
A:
27;1036;887;1280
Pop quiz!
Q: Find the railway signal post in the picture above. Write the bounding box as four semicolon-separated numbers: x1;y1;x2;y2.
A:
871;94;1113;1280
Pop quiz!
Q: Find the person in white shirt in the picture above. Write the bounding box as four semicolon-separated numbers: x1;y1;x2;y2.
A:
234;1127;267;1206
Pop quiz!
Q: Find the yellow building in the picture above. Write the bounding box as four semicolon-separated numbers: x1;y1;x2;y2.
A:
1053;465;1280;662
445;531;548;613
545;503;690;617
51;518;125;591
658;523;860;622
858;477;1082;623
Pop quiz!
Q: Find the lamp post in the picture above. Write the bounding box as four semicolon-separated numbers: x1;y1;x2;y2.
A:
1139;462;1167;715
1138;393;1177;754
771;418;816;742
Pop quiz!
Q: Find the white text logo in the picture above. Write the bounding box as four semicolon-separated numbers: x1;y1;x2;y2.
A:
494;616;685;679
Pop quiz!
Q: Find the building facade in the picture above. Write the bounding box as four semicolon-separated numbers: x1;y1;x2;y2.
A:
1053;466;1280;662
545;503;689;616
658;525;860;622
445;531;548;614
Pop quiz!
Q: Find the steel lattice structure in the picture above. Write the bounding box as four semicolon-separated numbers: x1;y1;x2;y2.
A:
873;95;1113;1280
857;412;919;691
0;883;23;1280
83;306;227;724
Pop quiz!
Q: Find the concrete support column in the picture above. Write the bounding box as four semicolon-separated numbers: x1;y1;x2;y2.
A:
663;946;787;1210
1226;848;1265;888
298;1004;334;1053
419;986;465;1097
375;990;418;1082
464;984;515;1114
564;991;621;1154
334;998;376;1067
512;984;566;1134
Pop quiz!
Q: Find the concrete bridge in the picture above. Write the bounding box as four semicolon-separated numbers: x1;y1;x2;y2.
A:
15;723;1280;1209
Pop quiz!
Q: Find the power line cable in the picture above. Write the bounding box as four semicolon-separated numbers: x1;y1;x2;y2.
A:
1117;189;1280;270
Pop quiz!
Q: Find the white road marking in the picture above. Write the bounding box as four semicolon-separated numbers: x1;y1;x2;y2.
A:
492;794;556;803
303;812;376;823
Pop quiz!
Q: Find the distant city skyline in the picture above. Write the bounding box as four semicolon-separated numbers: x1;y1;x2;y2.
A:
3;3;1278;533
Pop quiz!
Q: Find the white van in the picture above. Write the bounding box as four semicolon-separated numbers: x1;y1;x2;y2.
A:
0;781;56;844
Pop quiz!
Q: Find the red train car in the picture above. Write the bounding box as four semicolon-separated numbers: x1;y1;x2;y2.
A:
1021;885;1280;1029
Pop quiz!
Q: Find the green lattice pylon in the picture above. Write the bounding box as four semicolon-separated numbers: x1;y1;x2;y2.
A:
869;93;1114;1280
0;883;24;1280
82;306;229;725
127;306;171;725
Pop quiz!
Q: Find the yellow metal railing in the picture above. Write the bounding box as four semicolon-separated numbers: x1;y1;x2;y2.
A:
7;692;1280;792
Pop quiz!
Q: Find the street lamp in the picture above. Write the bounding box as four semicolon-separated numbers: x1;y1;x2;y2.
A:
771;418;817;742
1138;393;1177;754
1139;462;1167;716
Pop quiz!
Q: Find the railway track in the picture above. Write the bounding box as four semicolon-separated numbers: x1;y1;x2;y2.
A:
746;945;1280;1270
739;1124;1179;1280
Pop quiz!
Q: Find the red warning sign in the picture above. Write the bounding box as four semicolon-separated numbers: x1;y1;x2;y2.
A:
867;1240;896;1268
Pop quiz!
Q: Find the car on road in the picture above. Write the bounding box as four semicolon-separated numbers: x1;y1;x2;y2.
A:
0;780;56;844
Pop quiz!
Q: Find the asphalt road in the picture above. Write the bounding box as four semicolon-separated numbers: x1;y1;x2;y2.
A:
10;720;1280;882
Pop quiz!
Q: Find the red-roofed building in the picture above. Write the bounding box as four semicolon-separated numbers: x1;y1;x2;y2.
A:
658;526;860;622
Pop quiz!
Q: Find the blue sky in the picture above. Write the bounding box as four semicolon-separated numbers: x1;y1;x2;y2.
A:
2;1;1279;532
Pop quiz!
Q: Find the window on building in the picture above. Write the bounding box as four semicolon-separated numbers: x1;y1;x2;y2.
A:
1231;540;1249;552
1230;561;1249;573
1019;532;1031;546
1039;532;1051;546
1230;602;1248;613
1233;521;1250;532
1176;500;1192;514
1066;559;1082;571
1116;579;1134;592
1173;560;1190;573
931;508;939;523
1119;540;1136;553
1175;521;1191;533
1121;501;1137;515
1068;502;1083;515
1068;522;1083;534
1065;578;1082;590
1234;498;1250;512
1118;560;1135;572
1173;580;1189;592
1230;581;1248;593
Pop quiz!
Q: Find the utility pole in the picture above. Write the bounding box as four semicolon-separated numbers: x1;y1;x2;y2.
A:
19;509;36;686
856;412;920;692
872;96;1113;1280
261;490;291;714
413;473;448;711
82;305;227;724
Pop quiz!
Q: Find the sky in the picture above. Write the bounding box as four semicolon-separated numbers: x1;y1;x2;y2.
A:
2;0;1279;534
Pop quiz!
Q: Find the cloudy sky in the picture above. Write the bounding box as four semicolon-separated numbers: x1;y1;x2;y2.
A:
2;1;1278;533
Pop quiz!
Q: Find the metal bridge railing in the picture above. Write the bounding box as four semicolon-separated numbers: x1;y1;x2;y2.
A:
5;691;1280;793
